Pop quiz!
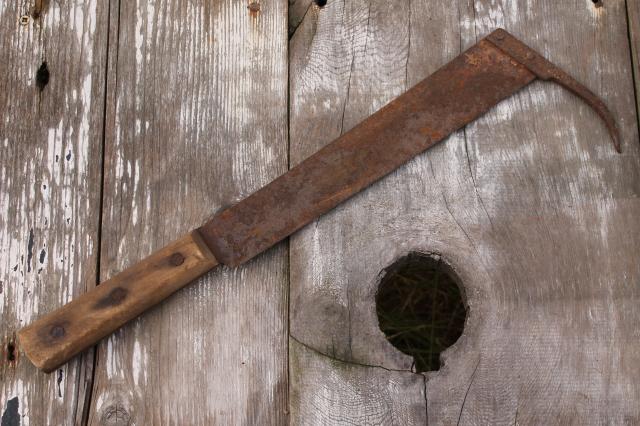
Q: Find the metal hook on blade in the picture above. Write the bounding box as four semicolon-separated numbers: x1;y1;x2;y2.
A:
486;28;622;153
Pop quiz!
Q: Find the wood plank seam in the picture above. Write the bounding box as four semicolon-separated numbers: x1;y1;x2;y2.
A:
624;0;640;142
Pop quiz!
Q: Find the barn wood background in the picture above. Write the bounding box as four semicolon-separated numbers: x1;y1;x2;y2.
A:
1;0;640;424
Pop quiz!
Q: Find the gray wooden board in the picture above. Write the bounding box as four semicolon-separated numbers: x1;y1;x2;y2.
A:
85;0;290;424
289;339;427;425
0;1;108;424
289;0;640;424
628;0;640;124
289;0;313;37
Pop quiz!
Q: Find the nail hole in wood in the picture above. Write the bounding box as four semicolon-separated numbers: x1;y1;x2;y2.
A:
314;0;327;7
36;62;49;92
31;0;50;20
20;15;30;26
376;252;466;372
248;2;260;13
592;0;603;7
6;342;16;362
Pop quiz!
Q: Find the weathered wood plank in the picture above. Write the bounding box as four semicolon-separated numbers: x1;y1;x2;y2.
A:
0;0;108;424
289;339;426;425
18;231;219;373
289;0;640;424
87;0;289;424
627;0;640;121
289;0;313;37
288;0;454;422
437;2;640;423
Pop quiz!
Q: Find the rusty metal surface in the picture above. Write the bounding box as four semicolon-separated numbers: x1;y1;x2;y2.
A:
199;29;621;267
486;29;622;152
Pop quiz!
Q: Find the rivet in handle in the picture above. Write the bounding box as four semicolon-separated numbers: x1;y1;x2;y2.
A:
169;252;185;266
50;325;65;339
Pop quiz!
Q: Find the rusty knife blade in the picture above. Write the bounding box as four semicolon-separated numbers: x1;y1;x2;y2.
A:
198;28;621;267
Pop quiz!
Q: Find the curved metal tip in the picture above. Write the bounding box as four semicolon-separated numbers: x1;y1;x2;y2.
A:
552;76;622;154
549;73;623;154
486;29;623;154
600;109;622;154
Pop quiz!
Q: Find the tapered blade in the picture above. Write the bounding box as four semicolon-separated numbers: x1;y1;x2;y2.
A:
198;29;617;267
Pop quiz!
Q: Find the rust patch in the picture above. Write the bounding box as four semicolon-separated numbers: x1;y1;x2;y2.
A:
464;52;481;66
247;2;260;16
94;287;128;309
419;126;444;141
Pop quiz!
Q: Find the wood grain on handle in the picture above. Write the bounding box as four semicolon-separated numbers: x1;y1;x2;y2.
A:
17;230;219;373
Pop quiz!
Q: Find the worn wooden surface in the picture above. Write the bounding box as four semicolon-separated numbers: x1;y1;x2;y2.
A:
18;231;218;373
2;0;639;424
87;0;289;424
289;0;640;424
0;0;108;424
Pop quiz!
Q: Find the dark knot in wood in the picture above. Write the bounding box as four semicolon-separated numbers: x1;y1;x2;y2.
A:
101;403;131;425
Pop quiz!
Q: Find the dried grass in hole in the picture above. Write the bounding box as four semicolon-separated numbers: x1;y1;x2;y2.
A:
376;253;466;372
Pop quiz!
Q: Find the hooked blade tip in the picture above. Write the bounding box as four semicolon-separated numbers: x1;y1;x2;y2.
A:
484;28;623;154
612;131;622;154
602;113;622;153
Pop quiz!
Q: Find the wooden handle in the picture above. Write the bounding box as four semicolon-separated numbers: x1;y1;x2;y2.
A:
17;230;219;373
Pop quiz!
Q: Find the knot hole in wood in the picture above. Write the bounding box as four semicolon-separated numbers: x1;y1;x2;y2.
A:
100;403;132;426
376;252;466;373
